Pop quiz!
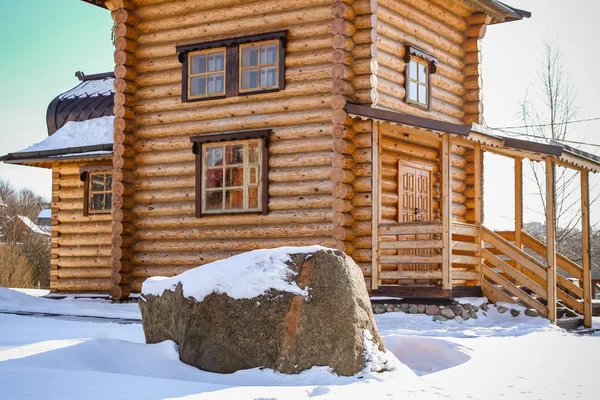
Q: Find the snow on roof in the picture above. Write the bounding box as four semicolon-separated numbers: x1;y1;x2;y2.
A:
142;246;329;301
37;209;51;219
59;77;115;100
14;215;50;236
17;116;114;154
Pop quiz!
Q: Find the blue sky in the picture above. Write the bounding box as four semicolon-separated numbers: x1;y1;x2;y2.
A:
0;0;598;228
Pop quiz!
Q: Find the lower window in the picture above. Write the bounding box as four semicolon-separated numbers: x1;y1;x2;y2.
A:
191;130;269;217
80;166;113;216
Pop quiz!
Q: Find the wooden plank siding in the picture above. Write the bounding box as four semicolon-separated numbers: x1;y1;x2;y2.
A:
128;0;340;292
51;160;113;293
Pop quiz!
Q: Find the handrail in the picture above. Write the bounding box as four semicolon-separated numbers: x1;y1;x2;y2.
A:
520;232;584;281
481;226;547;279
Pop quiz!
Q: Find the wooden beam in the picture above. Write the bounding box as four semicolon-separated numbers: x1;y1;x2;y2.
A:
442;134;452;289
581;170;592;328
371;122;380;290
515;156;523;272
474;143;482;224
545;157;557;323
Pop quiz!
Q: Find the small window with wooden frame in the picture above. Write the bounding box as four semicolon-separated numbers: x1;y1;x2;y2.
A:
177;31;286;102
80;166;113;216
187;47;226;100
190;130;270;217
404;45;438;110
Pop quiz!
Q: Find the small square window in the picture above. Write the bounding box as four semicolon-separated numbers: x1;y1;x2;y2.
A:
191;130;270;217
187;48;226;99
239;41;281;93
80;168;113;216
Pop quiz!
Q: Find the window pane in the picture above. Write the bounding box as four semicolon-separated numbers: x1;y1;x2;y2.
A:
91;174;105;191
208;51;224;72
105;193;112;210
205;191;223;210
248;142;259;164
225;189;244;209
226;167;244;187
205;146;224;166
190;76;207;96
241;68;259;89
248;187;259;209
206;168;223;188
409;60;417;80
260;67;278;87
261;44;278;64
207;73;224;94
242;46;259;67
418;63;427;83
418;84;427;104
190;54;206;74
91;193;105;210
249;166;258;185
409;81;418;101
225;144;244;164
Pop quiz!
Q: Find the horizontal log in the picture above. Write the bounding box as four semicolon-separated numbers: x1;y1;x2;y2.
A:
134;236;334;253
135;222;334;241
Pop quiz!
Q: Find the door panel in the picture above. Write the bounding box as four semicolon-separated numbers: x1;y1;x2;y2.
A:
397;161;435;285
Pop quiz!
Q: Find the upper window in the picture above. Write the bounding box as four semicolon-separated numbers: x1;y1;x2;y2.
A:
177;32;286;102
403;45;438;110
190;130;270;217
407;58;429;107
80;166;113;216
240;41;280;92
188;48;226;99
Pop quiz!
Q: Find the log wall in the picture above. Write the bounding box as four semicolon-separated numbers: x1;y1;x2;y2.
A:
128;0;340;292
50;159;113;293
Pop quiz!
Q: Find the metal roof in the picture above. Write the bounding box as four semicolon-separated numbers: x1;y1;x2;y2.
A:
46;72;114;135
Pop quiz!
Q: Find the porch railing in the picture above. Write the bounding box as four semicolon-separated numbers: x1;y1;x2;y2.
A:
376;222;592;324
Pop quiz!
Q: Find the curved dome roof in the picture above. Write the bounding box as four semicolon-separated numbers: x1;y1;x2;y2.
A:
46;72;114;135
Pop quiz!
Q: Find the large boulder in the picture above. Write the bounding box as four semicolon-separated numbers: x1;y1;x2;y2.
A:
138;246;387;376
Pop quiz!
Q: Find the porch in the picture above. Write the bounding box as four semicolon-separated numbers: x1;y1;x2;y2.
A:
349;105;600;328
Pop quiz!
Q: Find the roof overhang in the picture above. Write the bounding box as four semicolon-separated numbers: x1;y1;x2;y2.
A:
346;103;471;137
345;105;600;173
467;0;531;23
80;0;107;9
0;144;114;164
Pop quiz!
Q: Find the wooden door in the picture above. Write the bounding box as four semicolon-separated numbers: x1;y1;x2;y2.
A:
397;160;434;284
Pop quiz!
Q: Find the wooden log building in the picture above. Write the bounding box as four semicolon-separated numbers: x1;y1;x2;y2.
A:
2;0;599;327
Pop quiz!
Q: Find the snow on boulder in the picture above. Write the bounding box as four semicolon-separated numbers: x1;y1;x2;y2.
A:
139;247;389;376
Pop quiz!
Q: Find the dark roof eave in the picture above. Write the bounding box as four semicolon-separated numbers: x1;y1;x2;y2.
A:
80;0;107;9
0;144;114;163
345;103;471;137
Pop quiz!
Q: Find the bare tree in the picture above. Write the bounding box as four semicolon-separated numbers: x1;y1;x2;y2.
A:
519;43;599;245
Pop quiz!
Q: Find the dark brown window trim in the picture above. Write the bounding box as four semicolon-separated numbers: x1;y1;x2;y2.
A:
178;31;287;103
190;130;270;218
79;165;113;217
403;45;437;111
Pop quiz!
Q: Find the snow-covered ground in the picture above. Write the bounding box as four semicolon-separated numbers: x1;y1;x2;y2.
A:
0;288;598;399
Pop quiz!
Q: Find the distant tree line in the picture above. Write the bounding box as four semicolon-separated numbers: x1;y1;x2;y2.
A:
0;179;50;289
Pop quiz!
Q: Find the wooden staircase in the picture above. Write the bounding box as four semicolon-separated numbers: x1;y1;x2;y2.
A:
481;227;588;325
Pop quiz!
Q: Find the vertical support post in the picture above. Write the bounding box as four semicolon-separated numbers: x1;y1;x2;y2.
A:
474;143;483;225
545;157;557;323
581;169;592;328
474;143;483;286
515;157;523;272
442;134;453;290
371;122;380;290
